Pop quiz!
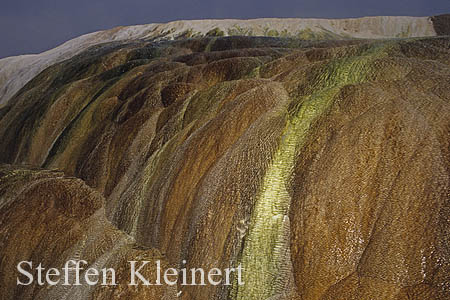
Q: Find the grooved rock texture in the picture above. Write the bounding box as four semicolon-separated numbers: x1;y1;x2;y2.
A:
0;35;449;300
0;15;445;107
0;165;175;300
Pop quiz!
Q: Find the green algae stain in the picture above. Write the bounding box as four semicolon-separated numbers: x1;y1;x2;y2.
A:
233;87;339;300
204;37;218;53
246;66;261;79
206;27;225;37
233;43;393;300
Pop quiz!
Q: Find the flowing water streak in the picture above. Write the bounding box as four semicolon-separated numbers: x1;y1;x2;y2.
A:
233;42;393;300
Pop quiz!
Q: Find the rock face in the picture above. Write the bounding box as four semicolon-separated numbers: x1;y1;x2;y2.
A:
0;29;449;300
0;165;175;300
0;15;446;108
431;14;450;36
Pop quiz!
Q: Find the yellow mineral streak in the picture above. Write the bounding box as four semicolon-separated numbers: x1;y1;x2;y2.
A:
234;43;394;299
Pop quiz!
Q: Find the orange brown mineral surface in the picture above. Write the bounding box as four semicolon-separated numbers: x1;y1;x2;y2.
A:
0;30;449;300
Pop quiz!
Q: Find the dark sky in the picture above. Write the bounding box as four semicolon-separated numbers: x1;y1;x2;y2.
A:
1;0;449;58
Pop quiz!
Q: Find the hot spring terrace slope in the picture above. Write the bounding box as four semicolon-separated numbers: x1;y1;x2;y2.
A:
0;35;449;300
